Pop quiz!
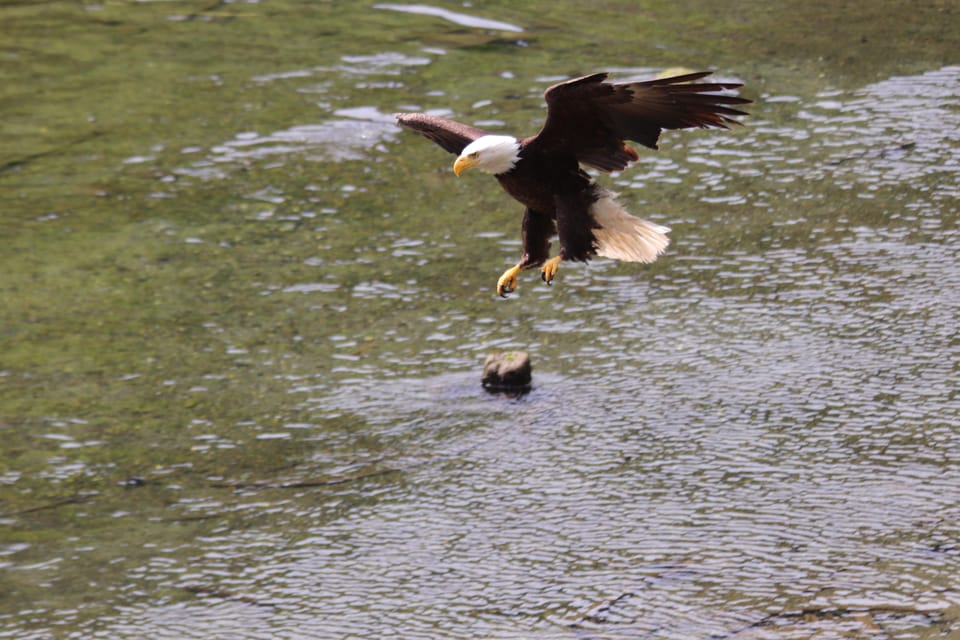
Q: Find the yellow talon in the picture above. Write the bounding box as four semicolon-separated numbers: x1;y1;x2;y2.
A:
541;256;562;285
496;264;522;297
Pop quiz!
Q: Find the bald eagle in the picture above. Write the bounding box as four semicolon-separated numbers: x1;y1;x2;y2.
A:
395;71;749;297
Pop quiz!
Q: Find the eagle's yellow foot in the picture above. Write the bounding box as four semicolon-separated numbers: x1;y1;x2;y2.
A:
541;256;562;286
496;264;522;297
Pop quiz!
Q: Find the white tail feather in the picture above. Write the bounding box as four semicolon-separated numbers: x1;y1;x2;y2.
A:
590;192;670;263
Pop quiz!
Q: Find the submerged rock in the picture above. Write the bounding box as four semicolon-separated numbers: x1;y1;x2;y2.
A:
482;351;532;391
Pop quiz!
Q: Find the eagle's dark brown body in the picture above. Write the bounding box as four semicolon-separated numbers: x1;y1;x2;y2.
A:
497;152;594;266
395;71;750;296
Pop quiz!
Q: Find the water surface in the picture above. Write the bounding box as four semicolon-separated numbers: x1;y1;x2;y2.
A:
1;1;958;638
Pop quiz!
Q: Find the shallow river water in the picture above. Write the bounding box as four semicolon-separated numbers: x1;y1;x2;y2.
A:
2;1;959;639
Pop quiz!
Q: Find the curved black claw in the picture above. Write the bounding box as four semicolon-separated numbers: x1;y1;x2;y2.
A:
496;266;521;298
540;256;561;287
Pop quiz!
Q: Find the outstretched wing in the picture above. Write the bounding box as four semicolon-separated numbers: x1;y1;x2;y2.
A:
527;71;750;172
394;113;491;155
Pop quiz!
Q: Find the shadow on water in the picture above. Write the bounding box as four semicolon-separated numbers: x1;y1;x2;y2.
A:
1;1;959;638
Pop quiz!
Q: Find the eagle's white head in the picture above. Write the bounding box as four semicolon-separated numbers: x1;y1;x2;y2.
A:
453;135;521;176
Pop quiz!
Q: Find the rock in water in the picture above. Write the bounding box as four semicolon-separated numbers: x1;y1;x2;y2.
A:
482;351;532;391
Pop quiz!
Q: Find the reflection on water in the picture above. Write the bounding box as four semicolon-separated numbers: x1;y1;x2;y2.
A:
176;51;433;179
2;2;959;638
180;108;397;177
373;3;525;33
805;66;960;205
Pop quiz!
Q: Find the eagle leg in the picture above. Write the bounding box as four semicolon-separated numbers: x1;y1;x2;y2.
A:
540;256;562;285
497;264;523;297
497;208;554;298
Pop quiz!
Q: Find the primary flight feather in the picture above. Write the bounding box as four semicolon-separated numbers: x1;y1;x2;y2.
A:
395;71;750;297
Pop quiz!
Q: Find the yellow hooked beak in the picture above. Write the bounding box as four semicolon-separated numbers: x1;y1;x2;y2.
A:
453;154;478;176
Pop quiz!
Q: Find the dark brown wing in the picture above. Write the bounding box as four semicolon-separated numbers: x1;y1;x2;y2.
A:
394;113;491;155
527;71;750;172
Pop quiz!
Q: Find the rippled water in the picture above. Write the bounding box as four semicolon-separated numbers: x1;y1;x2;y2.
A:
2;2;959;639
